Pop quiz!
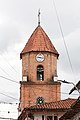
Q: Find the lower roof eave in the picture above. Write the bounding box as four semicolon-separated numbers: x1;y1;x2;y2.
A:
59;108;80;120
18;108;70;120
26;108;70;112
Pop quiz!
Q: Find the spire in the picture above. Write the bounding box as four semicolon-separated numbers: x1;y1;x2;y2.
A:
20;26;59;59
38;9;40;26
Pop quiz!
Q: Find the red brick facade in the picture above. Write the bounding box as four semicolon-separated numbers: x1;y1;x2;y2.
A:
20;80;61;110
22;52;57;82
19;25;61;112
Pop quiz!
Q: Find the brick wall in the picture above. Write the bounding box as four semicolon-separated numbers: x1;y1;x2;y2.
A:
20;82;61;110
22;52;57;82
20;51;61;111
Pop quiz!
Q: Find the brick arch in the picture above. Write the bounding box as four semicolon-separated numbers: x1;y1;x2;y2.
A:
37;65;44;81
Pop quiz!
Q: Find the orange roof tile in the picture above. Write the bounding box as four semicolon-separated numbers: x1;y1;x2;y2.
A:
28;98;76;110
20;25;59;59
18;98;76;120
60;97;80;120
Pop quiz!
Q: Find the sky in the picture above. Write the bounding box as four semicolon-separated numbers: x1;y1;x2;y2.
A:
0;0;80;119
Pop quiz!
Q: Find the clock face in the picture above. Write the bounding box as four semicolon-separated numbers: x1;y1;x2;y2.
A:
36;53;44;62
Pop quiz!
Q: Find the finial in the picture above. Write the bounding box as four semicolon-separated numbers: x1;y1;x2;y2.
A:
38;9;40;26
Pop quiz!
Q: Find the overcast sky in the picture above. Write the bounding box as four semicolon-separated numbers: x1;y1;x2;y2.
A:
0;0;80;119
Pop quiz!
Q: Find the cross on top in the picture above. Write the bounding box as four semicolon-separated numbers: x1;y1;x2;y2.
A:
38;9;40;25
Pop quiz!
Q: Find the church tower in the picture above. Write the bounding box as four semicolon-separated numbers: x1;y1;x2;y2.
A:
19;24;61;111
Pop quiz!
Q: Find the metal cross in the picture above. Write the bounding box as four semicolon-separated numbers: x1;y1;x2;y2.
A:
38;9;40;25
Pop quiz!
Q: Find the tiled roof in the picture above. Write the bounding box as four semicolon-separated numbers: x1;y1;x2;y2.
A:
27;98;76;110
59;97;80;120
18;98;76;120
20;25;59;59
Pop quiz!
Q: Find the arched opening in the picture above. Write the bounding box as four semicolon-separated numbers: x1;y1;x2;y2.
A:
37;65;44;80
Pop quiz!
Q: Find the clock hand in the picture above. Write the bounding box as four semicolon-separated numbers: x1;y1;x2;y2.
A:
37;57;42;58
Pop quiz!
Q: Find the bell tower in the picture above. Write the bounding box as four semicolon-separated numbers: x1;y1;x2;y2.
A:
19;24;61;111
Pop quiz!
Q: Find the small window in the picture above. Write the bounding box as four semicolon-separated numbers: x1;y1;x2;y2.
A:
47;116;53;120
36;97;44;104
37;65;44;80
42;115;44;120
54;115;58;120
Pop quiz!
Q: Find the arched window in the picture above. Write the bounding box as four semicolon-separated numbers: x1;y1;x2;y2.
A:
37;65;44;80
